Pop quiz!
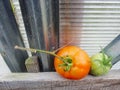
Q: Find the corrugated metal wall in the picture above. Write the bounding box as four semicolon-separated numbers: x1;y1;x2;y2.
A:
59;0;120;56
10;0;31;56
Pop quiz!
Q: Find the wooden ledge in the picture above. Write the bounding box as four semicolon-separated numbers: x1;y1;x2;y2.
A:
0;70;120;90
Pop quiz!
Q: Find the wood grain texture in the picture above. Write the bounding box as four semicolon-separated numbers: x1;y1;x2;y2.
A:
0;70;120;90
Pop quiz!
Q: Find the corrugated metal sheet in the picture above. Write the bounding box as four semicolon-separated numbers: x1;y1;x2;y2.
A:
10;0;31;56
59;0;120;56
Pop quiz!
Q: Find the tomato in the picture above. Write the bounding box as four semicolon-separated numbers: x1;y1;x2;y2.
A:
54;46;91;80
90;52;112;76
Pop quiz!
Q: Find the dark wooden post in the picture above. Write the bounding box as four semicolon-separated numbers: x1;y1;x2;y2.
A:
19;0;59;71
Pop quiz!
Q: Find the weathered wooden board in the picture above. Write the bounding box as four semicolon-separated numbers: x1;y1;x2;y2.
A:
0;70;120;90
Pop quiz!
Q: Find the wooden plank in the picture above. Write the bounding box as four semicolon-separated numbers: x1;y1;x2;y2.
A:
0;70;120;90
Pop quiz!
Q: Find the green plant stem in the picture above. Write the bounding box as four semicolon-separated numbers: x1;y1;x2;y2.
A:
15;45;73;71
15;46;62;60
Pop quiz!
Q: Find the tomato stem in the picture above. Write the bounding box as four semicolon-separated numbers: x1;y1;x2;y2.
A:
15;45;73;71
15;45;62;60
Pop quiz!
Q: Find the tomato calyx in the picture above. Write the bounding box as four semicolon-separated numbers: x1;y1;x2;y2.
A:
59;55;73;71
101;49;112;67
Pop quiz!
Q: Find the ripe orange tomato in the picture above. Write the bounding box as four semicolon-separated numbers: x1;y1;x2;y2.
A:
54;46;91;80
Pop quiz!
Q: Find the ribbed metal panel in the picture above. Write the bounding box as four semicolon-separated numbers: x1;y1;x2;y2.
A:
10;0;31;56
59;0;120;56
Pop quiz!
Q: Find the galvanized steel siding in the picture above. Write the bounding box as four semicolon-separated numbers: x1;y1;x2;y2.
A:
59;0;120;56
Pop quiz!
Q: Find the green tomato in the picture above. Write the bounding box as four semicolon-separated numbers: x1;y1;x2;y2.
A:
90;53;112;76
